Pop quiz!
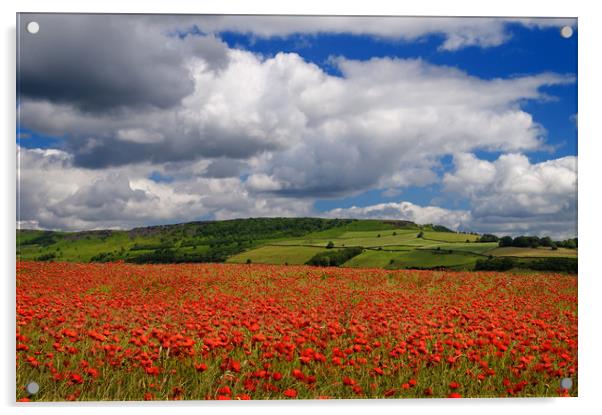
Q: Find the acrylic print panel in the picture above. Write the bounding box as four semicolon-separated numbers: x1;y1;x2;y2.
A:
16;13;577;402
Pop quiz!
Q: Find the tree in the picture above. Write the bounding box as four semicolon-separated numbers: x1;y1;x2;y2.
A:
417;231;424;238
528;237;541;248
246;258;252;264
479;234;499;243
498;236;513;247
512;236;530;247
326;241;335;249
540;236;553;247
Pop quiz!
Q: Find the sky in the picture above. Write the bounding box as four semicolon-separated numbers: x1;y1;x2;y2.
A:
16;14;577;238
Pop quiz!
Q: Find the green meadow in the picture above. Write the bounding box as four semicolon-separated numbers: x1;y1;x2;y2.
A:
17;218;576;272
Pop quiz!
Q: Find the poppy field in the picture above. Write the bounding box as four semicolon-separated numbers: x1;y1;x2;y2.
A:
16;261;577;401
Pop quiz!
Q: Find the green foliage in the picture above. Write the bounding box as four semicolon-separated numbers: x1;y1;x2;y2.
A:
127;246;241;264
475;256;577;273
498;235;577;250
498;236;513;247
430;224;454;233
129;242;173;251
18;218;355;264
17;219;577;271
90;252;119;263
540;236;553;247
20;231;62;247
475;257;516;271
36;252;57;261
529;257;577;273
478;234;499;243
306;247;364;267
193;218;353;245
555;238;577;249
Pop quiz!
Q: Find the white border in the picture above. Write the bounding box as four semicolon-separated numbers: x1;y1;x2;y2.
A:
3;1;600;415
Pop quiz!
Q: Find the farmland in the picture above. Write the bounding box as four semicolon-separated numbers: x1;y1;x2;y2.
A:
16;261;577;401
16;218;577;272
228;246;326;265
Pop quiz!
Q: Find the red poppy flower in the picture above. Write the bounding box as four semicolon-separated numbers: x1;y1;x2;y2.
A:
283;389;298;398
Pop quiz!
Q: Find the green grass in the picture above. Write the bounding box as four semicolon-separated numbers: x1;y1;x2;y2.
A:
293;220;402;240
426;242;498;254
17;218;358;263
343;250;406;268
389;250;481;269
421;231;480;242
227;245;329;265
16;219;577;271
343;248;482;270
488;247;578;258
19;231;130;262
274;230;437;248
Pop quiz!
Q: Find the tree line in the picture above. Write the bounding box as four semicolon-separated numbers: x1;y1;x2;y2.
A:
477;234;577;249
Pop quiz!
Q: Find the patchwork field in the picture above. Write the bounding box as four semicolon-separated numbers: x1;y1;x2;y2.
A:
16;218;577;272
488;247;578;258
227;246;328;265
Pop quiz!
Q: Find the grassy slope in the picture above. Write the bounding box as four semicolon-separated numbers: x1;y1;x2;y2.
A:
425;242;498;254
227;246;328;265
390;250;481;269
422;231;480;242
17;218;353;263
273;229;423;247
18;231;136;262
488;247;578;257
344;249;481;269
240;224;489;268
17;219;577;270
343;250;407;268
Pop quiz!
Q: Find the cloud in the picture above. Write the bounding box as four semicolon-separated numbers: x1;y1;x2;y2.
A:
238;55;571;198
172;16;576;51
20;50;572;197
17;146;312;231
443;153;577;238
203;158;246;178
18;14;230;112
116;129;165;144
16;15;577;236
17;145;577;238
323;201;471;231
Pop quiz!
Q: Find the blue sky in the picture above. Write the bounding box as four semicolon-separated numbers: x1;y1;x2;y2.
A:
214;24;577;211
17;15;577;237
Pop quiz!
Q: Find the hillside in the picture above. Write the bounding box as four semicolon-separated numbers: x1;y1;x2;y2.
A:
16;217;576;272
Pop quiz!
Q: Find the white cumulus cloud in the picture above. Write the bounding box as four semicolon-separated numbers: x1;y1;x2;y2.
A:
443;153;577;238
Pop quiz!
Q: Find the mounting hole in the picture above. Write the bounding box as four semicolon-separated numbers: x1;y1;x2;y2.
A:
560;377;573;390
560;26;573;39
25;381;39;395
26;21;40;34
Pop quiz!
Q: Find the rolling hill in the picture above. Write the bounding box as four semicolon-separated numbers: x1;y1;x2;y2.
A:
16;217;577;272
